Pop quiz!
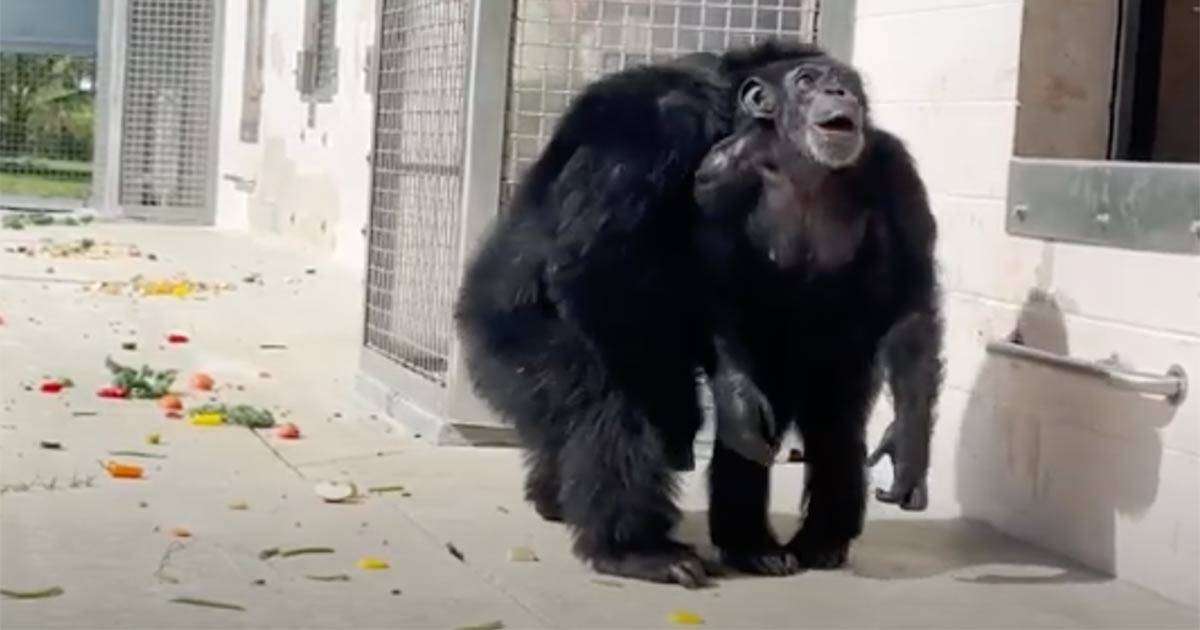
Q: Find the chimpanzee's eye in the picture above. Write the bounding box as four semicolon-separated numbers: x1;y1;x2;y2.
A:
794;68;818;89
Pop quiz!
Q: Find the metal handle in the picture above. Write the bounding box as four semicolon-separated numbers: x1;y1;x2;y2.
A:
986;340;1188;405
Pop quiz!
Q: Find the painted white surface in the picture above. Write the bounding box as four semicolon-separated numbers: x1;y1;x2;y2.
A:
213;0;377;271
855;0;1200;607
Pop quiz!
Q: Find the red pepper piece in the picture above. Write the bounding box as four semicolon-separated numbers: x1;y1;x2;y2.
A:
97;386;129;399
166;333;189;344
40;380;64;394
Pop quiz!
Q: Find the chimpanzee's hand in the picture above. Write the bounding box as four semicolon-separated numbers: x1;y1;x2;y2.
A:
712;369;777;467
867;421;929;511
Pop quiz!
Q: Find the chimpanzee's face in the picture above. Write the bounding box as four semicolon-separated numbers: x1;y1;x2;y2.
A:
738;58;868;169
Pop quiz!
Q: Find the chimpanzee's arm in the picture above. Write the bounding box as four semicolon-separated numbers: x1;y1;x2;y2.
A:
865;130;943;511
869;307;943;510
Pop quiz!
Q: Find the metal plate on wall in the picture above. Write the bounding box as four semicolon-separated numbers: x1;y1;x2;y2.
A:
1007;158;1200;255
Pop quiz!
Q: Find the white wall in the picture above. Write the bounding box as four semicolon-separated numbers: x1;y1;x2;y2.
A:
214;0;377;270
856;0;1200;607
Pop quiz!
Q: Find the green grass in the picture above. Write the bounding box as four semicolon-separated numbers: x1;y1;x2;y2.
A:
0;171;90;199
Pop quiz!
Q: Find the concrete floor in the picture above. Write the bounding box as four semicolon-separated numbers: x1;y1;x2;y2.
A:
1;224;1196;629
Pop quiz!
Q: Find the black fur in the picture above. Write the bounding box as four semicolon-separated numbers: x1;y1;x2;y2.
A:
693;55;942;575
455;42;824;587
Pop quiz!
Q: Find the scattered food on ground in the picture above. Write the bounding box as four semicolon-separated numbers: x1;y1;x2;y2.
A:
446;543;465;563
107;450;166;459
315;481;357;503
38;441;62;450
278;547;335;559
158;395;182;412
305;574;350;582
105;357;177;399
668;611;705;625
276;422;301;439
71;410;98;417
190;372;214;391
227;501;249;511
0;586;65;600
97;386;128;399
251;579;266;586
257;548;280;561
169;527;192;538
591;579;624;588
356;557;390;570
1;212;91;230
456;620;504;630
390;589;401;596
7;237;143;260
258;343;287;350
169;597;245;612
120;341;137;351
367;485;406;495
506;546;539;562
102;461;143;479
39;380;64;394
188;404;275;428
84;276;235;299
146;433;161;445
166;332;189;344
496;506;509;514
190;411;223;426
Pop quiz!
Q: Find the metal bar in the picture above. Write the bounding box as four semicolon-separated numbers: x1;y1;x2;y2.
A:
986;340;1188;405
816;0;857;62
446;0;515;427
1108;0;1143;158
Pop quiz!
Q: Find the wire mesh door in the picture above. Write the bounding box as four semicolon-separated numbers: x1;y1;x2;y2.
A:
363;0;472;385
501;0;820;202
117;0;220;223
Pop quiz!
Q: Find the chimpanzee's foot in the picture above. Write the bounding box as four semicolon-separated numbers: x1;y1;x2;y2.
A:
787;533;850;570
720;546;801;576
591;544;712;589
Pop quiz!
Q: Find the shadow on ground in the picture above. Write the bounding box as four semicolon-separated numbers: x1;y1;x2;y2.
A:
674;511;1105;585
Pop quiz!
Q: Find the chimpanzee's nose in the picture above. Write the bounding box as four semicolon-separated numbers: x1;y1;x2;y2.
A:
823;86;846;97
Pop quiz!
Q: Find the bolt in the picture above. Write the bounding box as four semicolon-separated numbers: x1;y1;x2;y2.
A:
1012;204;1028;221
1094;212;1111;227
1190;220;1200;239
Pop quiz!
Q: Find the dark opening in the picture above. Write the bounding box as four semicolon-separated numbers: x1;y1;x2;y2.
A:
1112;0;1200;162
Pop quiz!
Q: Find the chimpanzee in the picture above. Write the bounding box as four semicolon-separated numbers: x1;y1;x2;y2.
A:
693;52;943;575
455;42;834;588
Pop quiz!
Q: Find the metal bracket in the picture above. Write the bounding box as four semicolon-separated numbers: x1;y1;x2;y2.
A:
1007;158;1200;255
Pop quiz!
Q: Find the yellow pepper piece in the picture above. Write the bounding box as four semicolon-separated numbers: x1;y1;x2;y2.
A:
357;556;390;570
668;611;704;625
190;412;224;426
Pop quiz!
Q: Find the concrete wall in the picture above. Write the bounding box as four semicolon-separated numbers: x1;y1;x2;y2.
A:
855;0;1200;607
214;0;377;269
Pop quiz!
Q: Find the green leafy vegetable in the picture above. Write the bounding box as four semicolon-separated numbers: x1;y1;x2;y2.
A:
279;547;334;558
169;597;245;611
104;357;177;399
1;586;64;599
304;574;350;582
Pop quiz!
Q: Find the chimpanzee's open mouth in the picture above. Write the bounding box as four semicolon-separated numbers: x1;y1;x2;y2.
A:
815;115;857;133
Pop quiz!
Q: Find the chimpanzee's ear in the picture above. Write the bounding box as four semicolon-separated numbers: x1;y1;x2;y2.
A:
738;77;777;120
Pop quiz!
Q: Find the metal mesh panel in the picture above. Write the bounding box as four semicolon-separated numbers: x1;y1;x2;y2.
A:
364;0;471;383
314;0;339;92
118;0;216;217
502;0;819;201
0;53;96;203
